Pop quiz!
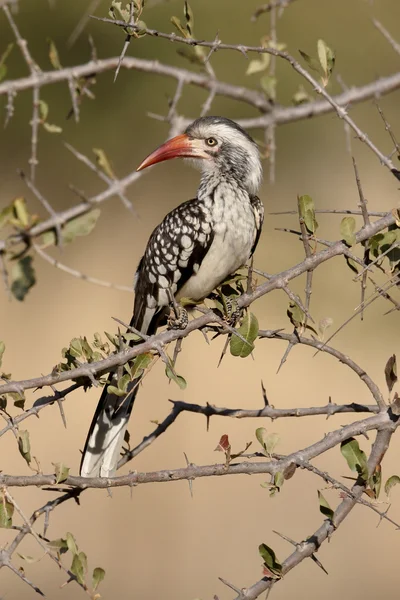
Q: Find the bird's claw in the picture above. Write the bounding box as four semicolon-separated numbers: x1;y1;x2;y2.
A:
223;297;242;327
168;305;189;330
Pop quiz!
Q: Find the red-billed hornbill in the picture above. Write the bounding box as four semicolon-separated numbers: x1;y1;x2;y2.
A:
80;116;264;478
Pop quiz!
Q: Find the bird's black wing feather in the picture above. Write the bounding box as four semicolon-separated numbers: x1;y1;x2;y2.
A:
133;197;214;333
249;195;264;257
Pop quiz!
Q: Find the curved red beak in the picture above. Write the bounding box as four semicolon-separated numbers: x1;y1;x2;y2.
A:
136;133;209;171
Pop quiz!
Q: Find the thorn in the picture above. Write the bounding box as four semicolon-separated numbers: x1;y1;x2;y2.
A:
261;380;269;406
218;577;242;594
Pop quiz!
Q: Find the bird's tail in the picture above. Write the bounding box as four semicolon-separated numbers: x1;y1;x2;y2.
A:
80;314;145;478
79;376;139;478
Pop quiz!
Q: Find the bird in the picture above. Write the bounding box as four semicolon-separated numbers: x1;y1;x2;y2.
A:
80;116;264;478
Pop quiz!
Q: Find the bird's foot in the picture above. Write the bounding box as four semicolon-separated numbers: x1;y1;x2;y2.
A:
168;305;189;330
223;297;243;327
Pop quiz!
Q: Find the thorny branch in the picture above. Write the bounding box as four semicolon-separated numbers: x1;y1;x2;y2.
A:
1;2;400;599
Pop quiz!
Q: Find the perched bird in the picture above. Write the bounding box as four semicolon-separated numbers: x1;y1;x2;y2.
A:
80;116;264;478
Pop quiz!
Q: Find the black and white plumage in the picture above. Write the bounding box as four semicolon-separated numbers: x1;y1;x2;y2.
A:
80;116;264;478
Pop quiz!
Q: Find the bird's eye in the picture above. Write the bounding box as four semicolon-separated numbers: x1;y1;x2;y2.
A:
206;137;218;147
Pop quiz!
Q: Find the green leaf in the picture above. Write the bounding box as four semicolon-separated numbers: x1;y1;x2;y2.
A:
340;437;368;480
318;490;334;520
317;39;335;86
258;543;282;579
292;84;310;105
0;43;13;83
260;75;277;101
11;256;36;301
165;362;187;389
47;38;62;69
0;341;5;369
48;538;69;554
18;430;31;465
274;471;284;490
43;122;62;133
183;1;194;35
340;217;356;246
298;194;318;234
53;462;70;484
39;100;49;121
92;567;106;591
369;464;382;499
287;301;304;329
0;493;14;528
384;354;397;393
92;148;116;179
13;197;29;228
299;49;322;74
246;54;270;75
66;532;79;556
71;552;87;586
17;553;41;563
11;391;25;410
384;475;400;497
62;209;101;244
130;353;153;379
170;15;188;37
230;312;259;358
255;427;279;456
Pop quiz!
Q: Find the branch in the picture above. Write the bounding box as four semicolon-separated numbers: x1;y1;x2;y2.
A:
0;211;394;399
234;426;396;599
0;410;397;489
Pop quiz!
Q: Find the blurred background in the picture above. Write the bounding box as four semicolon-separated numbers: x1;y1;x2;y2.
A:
1;0;400;598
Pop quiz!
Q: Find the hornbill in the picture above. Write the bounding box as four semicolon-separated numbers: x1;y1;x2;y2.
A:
80;116;264;478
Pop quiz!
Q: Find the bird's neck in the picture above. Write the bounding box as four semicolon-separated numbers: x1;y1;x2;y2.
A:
198;169;253;201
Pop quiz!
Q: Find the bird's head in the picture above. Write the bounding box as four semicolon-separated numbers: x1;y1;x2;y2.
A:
137;116;262;195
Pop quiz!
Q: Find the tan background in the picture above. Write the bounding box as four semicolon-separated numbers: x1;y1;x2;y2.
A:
1;0;400;598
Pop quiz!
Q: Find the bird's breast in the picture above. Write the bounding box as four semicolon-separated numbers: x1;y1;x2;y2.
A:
177;187;257;301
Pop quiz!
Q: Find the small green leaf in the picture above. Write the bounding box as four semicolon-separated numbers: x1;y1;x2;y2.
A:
299;49;322;74
71;552;87;586
170;16;189;38
317;39;335;86
287;301;304;329
92;567;106;591
165;361;187;389
258;543;282;579
13;197;29;228
384;475;400;497
53;462;70;484
18;430;31;465
255;427;279;456
0;43;13;83
292;84;310;105
384;354;397;393
318;490;334;520
39;100;49;121
129;353;153;379
230;312;259;358
340;437;368;480
66;532;79;556
0;493;14;528
107;385;126;397
274;471;284;490
183;1;194;35
246;54;270;75
340;217;356;246
0;341;5;368
92;148;116;180
62;209;101;244
11;256;36;301
43;122;62;133
298;194;318;234
17;553;41;563
260;75;277;100
48;538;69;553
47;38;62;70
